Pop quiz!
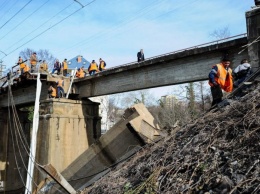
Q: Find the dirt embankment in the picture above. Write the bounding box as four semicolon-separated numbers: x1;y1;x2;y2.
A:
82;84;260;194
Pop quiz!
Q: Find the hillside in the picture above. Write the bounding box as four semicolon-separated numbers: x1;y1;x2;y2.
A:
81;83;260;194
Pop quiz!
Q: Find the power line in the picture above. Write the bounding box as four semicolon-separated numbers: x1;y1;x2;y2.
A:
4;1;75;52
0;0;50;41
0;0;15;21
0;0;32;31
3;0;97;59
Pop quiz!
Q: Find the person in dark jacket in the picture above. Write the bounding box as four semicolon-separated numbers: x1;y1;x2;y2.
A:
233;59;252;88
137;49;145;62
51;59;61;75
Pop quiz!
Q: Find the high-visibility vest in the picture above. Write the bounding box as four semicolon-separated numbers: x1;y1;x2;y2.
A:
40;63;48;71
51;87;56;97
20;63;26;69
63;61;68;70
209;63;233;92
76;68;84;78
88;62;98;71
99;61;106;70
57;80;64;87
23;65;30;73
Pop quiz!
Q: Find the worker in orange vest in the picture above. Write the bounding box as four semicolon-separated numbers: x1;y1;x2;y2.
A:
208;58;233;106
98;58;106;71
62;59;68;76
48;84;57;98
30;52;40;73
39;60;48;73
88;60;99;75
56;78;65;98
17;56;27;74
76;66;85;78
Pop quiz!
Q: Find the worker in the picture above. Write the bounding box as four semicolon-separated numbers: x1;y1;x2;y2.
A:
39;60;48;73
17;56;26;74
23;64;30;73
208;58;233;106
137;49;145;62
76;66;85;78
51;59;61;75
233;59;252;88
88;60;99;75
62;59;68;76
98;58;106;71
56;77;65;98
48;84;56;98
30;52;39;73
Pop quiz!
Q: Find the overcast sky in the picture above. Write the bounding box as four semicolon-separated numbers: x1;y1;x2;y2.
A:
0;0;255;98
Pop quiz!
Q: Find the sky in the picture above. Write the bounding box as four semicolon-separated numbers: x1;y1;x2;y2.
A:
0;0;255;99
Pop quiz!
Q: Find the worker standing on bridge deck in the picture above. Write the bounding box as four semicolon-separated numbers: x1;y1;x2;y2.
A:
137;49;145;62
39;60;48;74
18;56;26;74
30;52;39;73
51;59;61;75
88;60;99;75
76;66;85;78
62;59;68;76
208;58;233;106
57;77;65;98
98;58;106;71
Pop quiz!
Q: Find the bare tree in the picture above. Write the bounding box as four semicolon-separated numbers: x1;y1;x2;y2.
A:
209;26;230;40
19;48;56;70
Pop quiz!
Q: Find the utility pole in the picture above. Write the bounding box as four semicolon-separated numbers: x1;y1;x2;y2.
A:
0;60;6;78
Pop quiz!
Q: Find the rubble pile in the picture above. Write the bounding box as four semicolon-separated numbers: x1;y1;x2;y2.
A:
82;85;260;194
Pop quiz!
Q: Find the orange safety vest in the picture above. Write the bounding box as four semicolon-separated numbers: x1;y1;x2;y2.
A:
88;62;98;71
57;80;63;87
99;61;106;70
209;63;233;92
23;65;30;73
51;87;56;97
76;68;84;78
20;63;26;69
40;63;48;71
63;61;68;70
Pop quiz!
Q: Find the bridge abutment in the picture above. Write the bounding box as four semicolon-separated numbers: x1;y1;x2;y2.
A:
34;98;101;188
246;7;260;70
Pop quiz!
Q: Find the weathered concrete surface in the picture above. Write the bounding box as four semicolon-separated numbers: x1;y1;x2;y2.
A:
73;37;248;98
246;7;260;70
33;98;101;191
0;109;31;193
0;75;71;108
39;103;161;193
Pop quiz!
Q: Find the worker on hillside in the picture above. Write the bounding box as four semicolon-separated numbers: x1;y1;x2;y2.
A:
39;60;48;74
56;77;65;98
233;59;252;88
62;59;68;76
17;56;27;74
88;60;99;75
208;58;233;106
48;84;56;99
76;66;85;78
51;59;61;75
98;58;106;71
30;52;39;73
137;49;145;62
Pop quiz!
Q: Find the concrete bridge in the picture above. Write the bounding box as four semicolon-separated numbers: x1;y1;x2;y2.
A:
0;6;260;194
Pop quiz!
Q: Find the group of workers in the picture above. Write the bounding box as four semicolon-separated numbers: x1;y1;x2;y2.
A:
17;52;107;78
75;58;106;78
208;58;252;106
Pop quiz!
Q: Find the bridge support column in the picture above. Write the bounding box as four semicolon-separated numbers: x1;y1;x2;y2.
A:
246;7;260;70
34;98;101;188
0;108;31;193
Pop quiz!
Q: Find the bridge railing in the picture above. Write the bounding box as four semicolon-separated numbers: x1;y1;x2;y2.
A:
107;33;247;71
